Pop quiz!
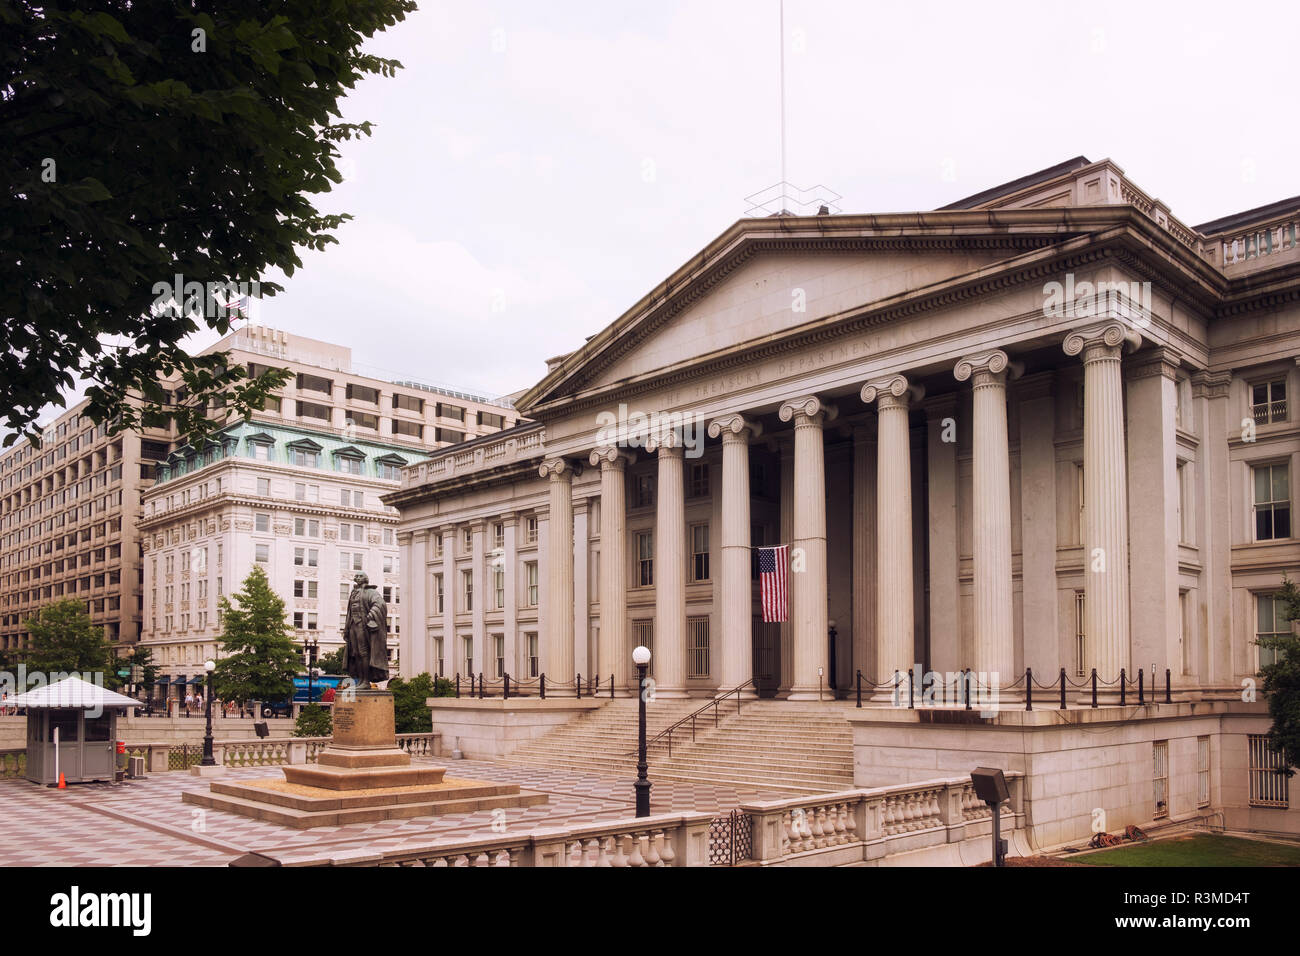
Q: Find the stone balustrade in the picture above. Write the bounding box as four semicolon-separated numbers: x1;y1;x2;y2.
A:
400;425;545;489
1215;214;1300;268
117;733;440;772
265;773;1021;868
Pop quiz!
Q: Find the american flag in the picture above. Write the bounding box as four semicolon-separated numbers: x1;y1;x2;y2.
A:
758;545;789;623
225;296;249;321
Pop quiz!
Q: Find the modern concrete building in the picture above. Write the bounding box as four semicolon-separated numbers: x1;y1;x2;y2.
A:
0;400;173;655
388;157;1300;842
0;325;523;666
137;420;428;692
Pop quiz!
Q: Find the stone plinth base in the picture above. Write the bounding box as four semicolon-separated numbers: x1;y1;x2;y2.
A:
183;689;547;828
189;764;226;778
426;697;606;759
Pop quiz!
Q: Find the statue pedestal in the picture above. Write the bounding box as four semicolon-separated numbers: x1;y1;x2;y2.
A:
184;689;545;828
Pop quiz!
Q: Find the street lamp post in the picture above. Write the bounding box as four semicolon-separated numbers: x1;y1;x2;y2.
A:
305;639;319;706
201;659;216;767
632;644;652;818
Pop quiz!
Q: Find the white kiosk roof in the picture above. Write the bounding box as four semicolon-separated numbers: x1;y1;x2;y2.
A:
8;675;139;709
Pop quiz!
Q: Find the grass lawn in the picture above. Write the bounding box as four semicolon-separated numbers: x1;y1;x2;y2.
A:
1083;833;1300;867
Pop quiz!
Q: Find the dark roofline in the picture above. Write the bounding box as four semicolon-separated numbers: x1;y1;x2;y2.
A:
938;156;1092;210
1194;195;1300;235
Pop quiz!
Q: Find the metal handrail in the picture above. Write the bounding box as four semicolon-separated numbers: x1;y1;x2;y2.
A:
625;679;755;759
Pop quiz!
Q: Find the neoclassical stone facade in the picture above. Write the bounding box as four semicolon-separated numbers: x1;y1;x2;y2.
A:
389;157;1300;707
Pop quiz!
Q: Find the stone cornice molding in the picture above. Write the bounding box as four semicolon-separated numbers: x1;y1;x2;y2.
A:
1190;369;1233;399
778;395;838;426
538;457;578;480
589;446;635;469
1062;322;1142;361
954;349;1024;385
861;375;925;410
707;413;763;442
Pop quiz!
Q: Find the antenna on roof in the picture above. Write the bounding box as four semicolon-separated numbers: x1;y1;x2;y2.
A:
744;1;842;218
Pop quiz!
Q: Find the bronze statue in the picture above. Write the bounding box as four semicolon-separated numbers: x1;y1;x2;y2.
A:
342;572;389;688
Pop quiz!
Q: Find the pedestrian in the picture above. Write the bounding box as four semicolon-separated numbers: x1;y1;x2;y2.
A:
184;691;193;717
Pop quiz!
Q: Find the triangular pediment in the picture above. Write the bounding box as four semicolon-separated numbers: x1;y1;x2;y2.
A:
517;213;1100;414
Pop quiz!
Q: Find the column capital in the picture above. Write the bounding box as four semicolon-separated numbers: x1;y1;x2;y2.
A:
1062;322;1141;361
707;413;763;443
589;446;634;470
539;456;579;480
1190;368;1232;400
954;349;1024;385
861;374;924;410
778;395;837;426
1124;346;1182;382
645;430;685;455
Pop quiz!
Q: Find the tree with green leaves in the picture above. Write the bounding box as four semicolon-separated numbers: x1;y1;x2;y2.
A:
1;0;416;447
1260;577;1300;775
123;644;160;688
316;647;345;676
24;598;121;687
211;565;299;707
294;703;332;738
388;673;436;734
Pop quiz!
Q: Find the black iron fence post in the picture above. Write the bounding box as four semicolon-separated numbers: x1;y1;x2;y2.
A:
1138;667;1144;705
964;668;973;711
576;672;582;699
1059;668;1066;710
1119;668;1126;706
1165;668;1172;704
504;672;510;700
907;668;915;710
856;669;862;708
455;673;461;699
1090;668;1097;708
1025;668;1033;711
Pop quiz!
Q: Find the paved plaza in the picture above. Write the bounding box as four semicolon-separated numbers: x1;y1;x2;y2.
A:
0;758;796;867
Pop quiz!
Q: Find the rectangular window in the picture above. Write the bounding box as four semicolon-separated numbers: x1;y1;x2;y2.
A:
436;428;465;444
479;411;504;429
633;621;654;673
294;547;318;567
296;372;333;395
296;401;331;423
527;633;539;678
437;402;465;422
462;634;474;676
434;574;444;614
338;456;364;475
525;516;538;544
1197;736;1210;808
493;522;504;550
293;580;318;599
255;513;269;532
432;635;445;676
687;616;710;678
637;532;654;587
495;567;505;609
257;478;270;496
1251;379;1287;425
294;518;320;538
494;634;505;678
1253;464;1290;541
1249;734;1290;807
634;474;655;508
525;562;538;607
393;419;423;439
462;569;473;612
690;523;710;582
1152;740;1168;818
1074;590;1086;677
255;543;269;563
1256;594;1290;670
346;383;379;404
689;462;710;498
393;393;424;413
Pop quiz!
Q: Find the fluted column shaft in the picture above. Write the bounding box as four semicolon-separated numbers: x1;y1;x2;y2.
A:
539;458;575;689
651;440;688;697
709;415;762;697
591;448;630;693
779;397;835;700
955;351;1018;681
862;376;921;689
1065;324;1138;683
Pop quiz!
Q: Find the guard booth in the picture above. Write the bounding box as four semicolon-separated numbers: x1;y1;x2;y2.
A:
10;676;139;785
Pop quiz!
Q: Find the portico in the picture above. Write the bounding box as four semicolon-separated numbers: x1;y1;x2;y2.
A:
388;157;1300;713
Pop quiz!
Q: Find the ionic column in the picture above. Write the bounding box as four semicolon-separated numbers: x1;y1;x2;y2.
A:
539;457;576;690
954;350;1022;685
1063;323;1140;684
646;432;688;698
708;414;763;698
862;375;923;693
778;396;836;701
590;446;632;694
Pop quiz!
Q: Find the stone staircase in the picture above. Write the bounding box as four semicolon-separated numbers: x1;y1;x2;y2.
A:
502;698;856;794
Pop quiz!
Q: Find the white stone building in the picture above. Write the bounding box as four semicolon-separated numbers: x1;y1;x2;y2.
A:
387;157;1300;843
138;421;424;694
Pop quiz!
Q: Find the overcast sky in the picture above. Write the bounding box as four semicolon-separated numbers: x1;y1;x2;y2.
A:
35;0;1300;426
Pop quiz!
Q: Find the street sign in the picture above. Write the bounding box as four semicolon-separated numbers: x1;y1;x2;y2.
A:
116;669;130;678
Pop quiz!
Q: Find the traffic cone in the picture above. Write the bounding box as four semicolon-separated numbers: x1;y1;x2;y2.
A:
57;772;66;789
